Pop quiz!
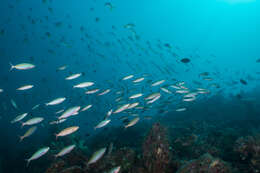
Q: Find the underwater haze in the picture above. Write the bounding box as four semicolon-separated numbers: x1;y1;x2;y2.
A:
0;0;260;173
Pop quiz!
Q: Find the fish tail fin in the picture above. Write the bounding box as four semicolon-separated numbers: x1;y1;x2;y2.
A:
19;136;24;142
9;62;14;71
55;134;58;140
25;159;30;167
20;121;24;128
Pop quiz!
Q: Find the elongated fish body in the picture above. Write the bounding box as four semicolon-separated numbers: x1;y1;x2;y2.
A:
145;93;160;100
17;85;34;91
98;89;110;96
113;104;130;114
26;147;49;166
81;105;92;112
176;90;189;94
46;97;66;106
127;102;139;110
95;119;111;129
55;109;64;114
105;109;113;119
58;65;67;71
176;108;187;112
56;126;79;139
11;99;18;109
85;89;99;94
129;93;143;99
125;117;140;128
32;104;40;110
146;94;161;104
49;118;67;125
20;126;37;142
65;73;81;80
122;74;134;80
10;63;35;71
87;147;106;165
11;113;28;123
170;85;181;90
22;117;44;127
108;166;121;173
55;145;76;158
183;96;196;102
161;87;172;94
151;80;165;87
58;106;81;120
73;82;94;88
133;77;144;83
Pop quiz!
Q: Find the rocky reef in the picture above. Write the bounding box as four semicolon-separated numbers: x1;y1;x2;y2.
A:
142;123;172;173
44;122;260;173
234;134;260;173
176;153;233;173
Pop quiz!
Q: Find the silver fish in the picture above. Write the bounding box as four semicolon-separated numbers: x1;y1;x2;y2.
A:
87;147;106;165
26;147;49;166
10;62;35;71
55;145;76;158
94;119;111;129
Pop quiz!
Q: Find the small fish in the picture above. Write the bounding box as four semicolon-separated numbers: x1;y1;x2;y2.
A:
58;106;81;119
124;23;135;29
11;99;18;109
108;142;113;155
113;104;130;114
32;104;40;110
125;117;140;128
58;65;67;71
10;62;35;71
147;95;161;104
17;85;34;91
55;126;79;139
0;88;3;93
85;89;99;94
145;93;160;100
65;73;81;80
73;82;94;88
26;147;49;166
19;126;37;142
94;119;111;129
11;113;28;123
46;97;66;106
176;90;189;94
127;102;139;109
129;93;143;99
122;75;134;80
133;77;144;83
160;87;172;94
98;89;111;96
55;145;76;158
104;2;114;10
151;80;165;87
176;108;187;112
108;166;121;173
22;117;44;127
87;147;106;165
170;85;181;90
49;119;66;125
105;109;113;119
183;96;196;102
81;105;92;112
180;58;190;63
240;79;247;85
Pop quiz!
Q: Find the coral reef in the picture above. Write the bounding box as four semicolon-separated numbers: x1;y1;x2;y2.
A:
176;153;233;173
234;134;260;172
142;122;172;173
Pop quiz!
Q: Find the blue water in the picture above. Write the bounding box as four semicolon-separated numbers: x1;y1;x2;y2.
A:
0;0;259;172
